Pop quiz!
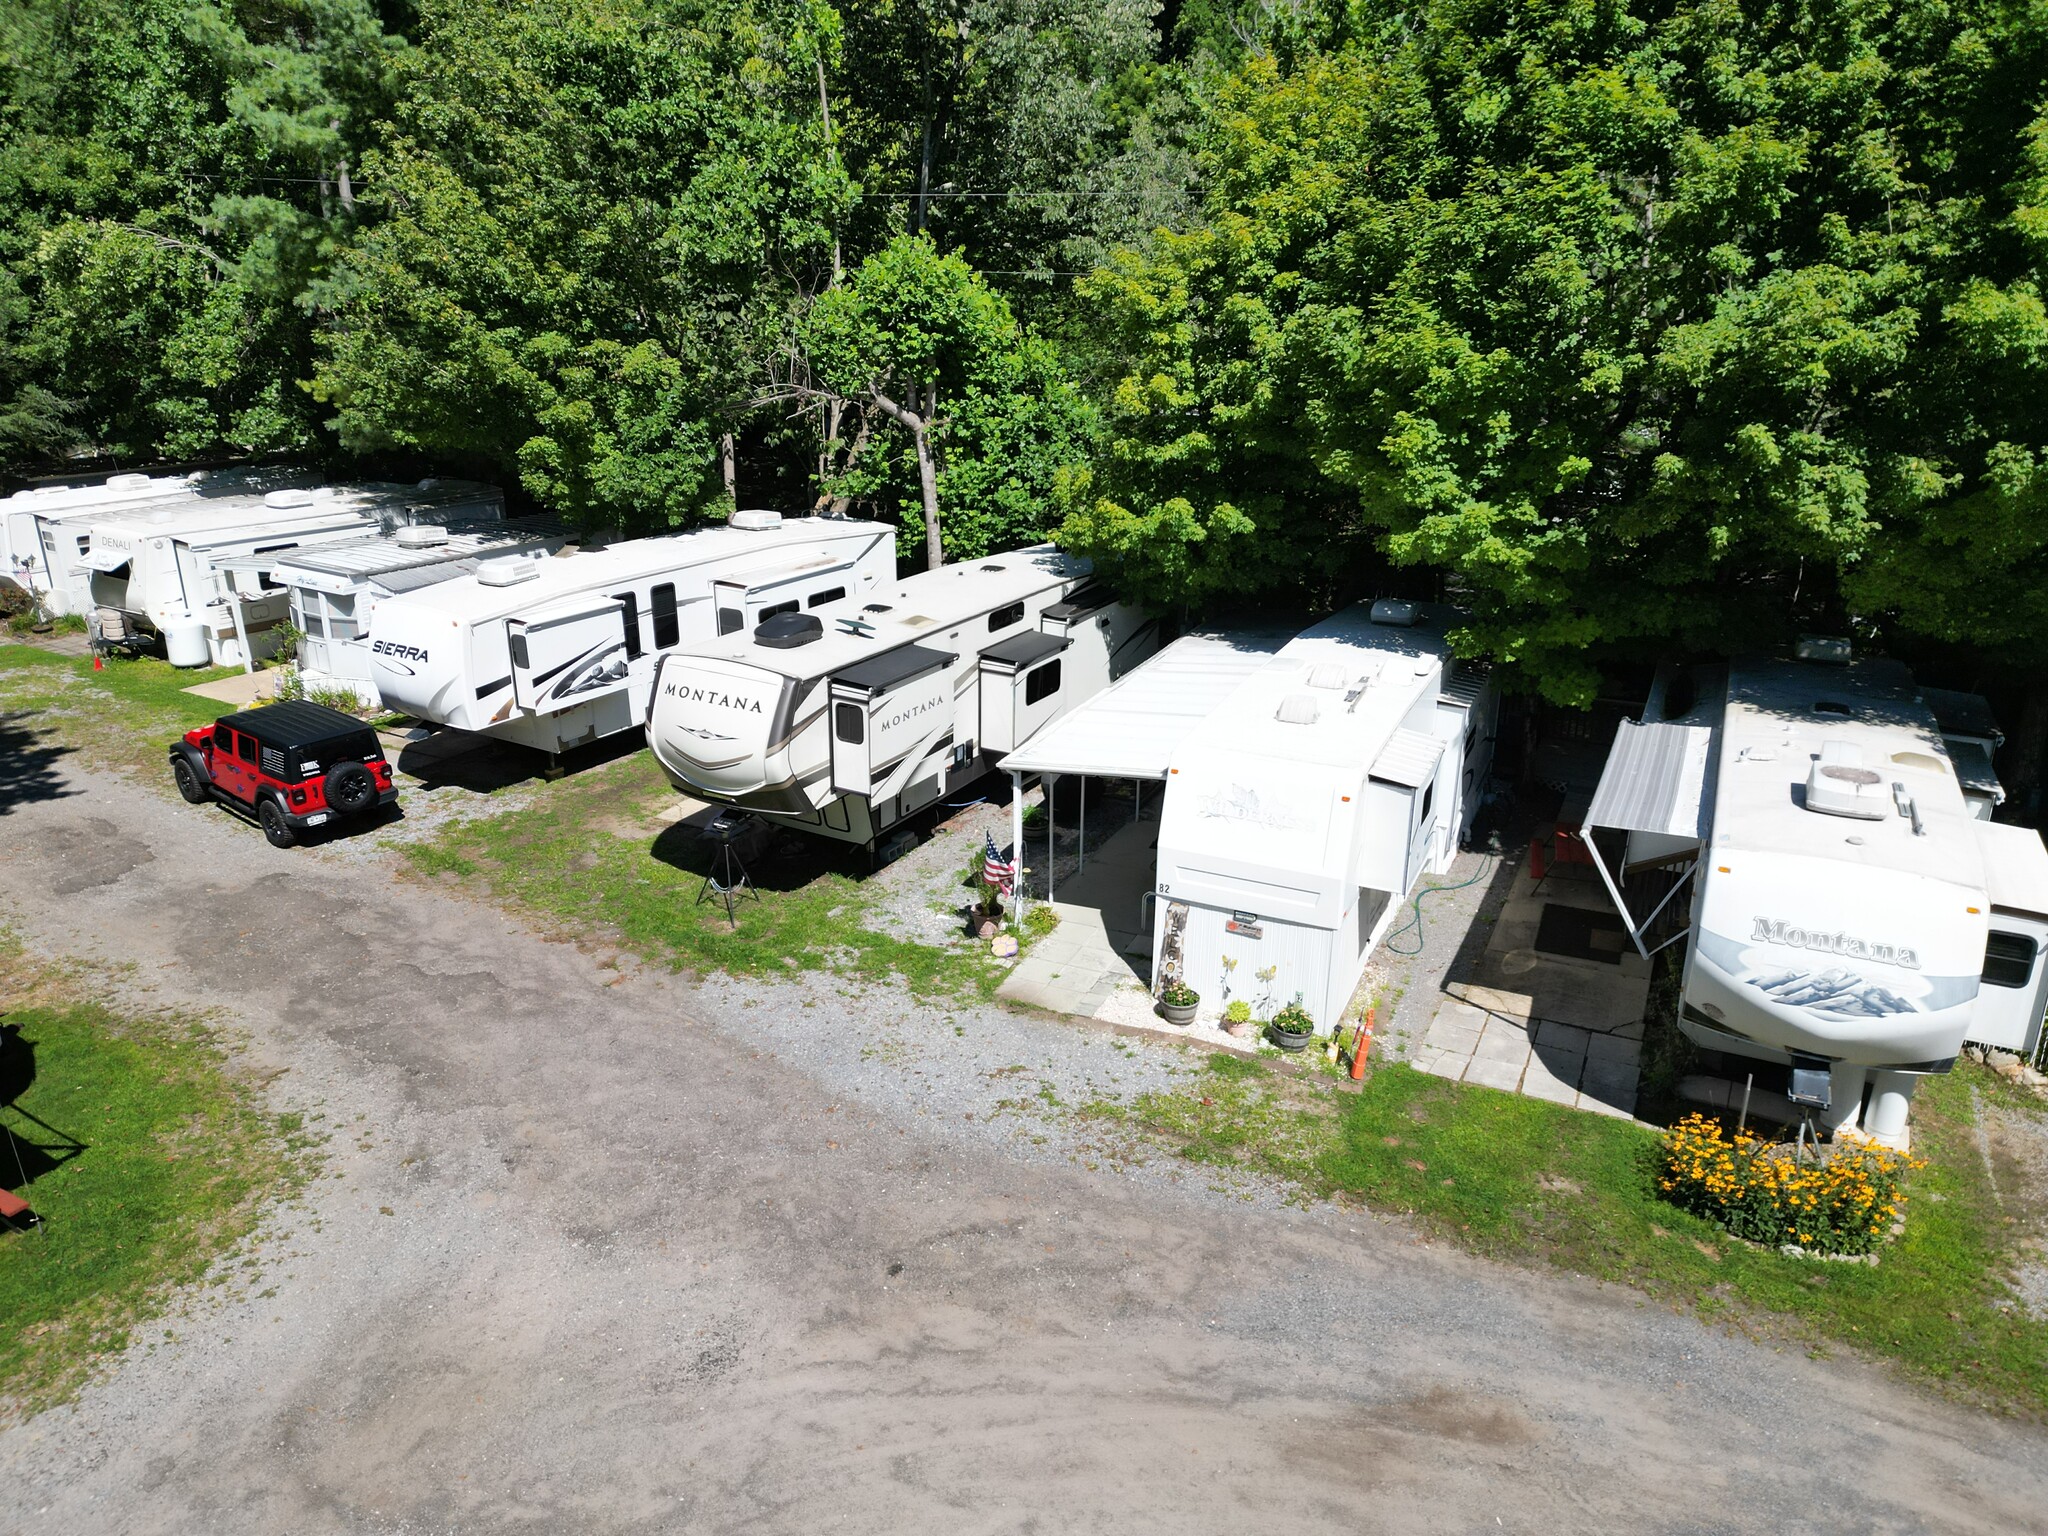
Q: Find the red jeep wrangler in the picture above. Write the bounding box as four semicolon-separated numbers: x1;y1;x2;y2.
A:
171;701;398;848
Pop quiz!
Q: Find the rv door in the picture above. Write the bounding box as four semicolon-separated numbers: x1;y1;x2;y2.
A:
829;682;872;796
507;595;631;714
713;582;747;637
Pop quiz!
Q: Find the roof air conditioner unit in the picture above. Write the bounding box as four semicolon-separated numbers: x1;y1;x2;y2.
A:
1307;663;1348;690
394;525;450;549
106;473;152;490
1806;740;1886;819
477;555;541;587
264;489;317;509
1370;599;1417;627
756;611;823;648
1795;634;1853;664
1276;694;1320;725
729;508;784;531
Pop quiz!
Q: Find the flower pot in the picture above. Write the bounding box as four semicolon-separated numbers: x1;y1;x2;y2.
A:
966;903;1004;937
1224;1018;1251;1039
1158;998;1198;1027
1269;1025;1314;1052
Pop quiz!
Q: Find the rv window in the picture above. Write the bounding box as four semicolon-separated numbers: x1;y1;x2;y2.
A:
988;601;1025;633
834;701;865;745
510;630;529;670
1024;659;1061;705
1983;932;2037;989
717;607;743;635
761;600;798;621
75;535;89;557
611;591;642;659
808;587;845;608
235;732;257;764
650;583;679;649
1419;783;1434;823
325;592;358;641
303;612;326;638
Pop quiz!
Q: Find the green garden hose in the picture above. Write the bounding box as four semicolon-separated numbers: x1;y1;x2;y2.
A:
1382;854;1498;957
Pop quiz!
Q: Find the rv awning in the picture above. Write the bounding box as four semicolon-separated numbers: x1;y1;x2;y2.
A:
1369;728;1444;789
998;630;1292;780
979;630;1068;671
1948;739;2004;801
83;545;133;572
833;643;954;696
1584;720;1714;839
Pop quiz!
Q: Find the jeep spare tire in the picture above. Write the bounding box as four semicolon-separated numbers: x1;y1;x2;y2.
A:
172;755;208;804
323;762;377;815
258;798;296;848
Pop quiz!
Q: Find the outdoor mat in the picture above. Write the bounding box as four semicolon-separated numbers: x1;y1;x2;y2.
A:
1534;903;1630;965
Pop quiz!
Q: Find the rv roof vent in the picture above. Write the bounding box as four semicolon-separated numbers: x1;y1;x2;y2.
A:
477;555;540;587
980;563;1006;572
1275;693;1321;726
1795;634;1853;664
106;473;152;490
395;525;450;549
728;507;784;531
1307;663;1349;691
756;611;822;649
264;488;317;510
1806;741;1886;820
1370;598;1418;627
863;603;892;613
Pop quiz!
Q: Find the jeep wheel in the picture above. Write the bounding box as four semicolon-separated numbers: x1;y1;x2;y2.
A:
323;761;377;816
257;798;296;848
172;756;208;804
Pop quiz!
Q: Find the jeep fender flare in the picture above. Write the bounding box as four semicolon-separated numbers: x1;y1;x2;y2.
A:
171;742;213;788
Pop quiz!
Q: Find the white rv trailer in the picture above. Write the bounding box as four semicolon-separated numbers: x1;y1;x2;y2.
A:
1583;658;2048;1145
84;480;503;666
646;546;1159;850
1003;601;1496;1034
2;465;310;604
212;517;573;706
367;511;896;756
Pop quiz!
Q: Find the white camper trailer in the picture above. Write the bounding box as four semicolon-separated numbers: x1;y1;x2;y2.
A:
368;511;896;757
84;481;503;666
1583;658;2048;1146
214;517;573;706
647;546;1159;850
2;466;309;604
1002;601;1496;1035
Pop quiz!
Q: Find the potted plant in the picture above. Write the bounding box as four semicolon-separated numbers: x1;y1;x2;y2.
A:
963;856;1005;937
1158;979;1199;1026
1267;999;1316;1051
1222;999;1254;1039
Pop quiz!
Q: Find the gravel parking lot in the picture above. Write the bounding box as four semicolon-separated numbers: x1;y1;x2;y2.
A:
2;759;2046;1534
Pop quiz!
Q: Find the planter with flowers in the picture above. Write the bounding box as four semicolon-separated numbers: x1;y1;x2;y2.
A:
1158;980;1199;1027
1266;999;1316;1051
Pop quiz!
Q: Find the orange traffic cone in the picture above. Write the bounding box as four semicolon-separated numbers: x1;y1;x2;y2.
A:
92;653;103;672
1349;1008;1374;1080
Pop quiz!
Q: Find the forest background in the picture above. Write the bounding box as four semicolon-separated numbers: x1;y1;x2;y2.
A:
3;0;2046;787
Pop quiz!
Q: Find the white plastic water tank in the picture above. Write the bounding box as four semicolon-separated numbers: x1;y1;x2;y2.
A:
162;619;211;667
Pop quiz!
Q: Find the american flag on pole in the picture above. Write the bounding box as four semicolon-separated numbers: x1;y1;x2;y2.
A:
983;830;1017;897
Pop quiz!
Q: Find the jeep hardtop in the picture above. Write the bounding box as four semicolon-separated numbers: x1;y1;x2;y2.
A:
171;700;398;847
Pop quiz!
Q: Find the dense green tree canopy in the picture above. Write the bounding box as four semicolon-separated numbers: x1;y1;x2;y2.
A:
1056;0;2048;701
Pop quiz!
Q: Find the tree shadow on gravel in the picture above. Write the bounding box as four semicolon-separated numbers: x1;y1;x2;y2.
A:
0;711;77;817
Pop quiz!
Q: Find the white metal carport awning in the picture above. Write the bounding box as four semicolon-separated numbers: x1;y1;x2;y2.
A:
997;631;1291;780
1581;719;1717;959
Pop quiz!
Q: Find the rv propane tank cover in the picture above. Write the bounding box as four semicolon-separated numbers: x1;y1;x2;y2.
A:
728;508;785;531
1369;599;1418;627
755;610;823;648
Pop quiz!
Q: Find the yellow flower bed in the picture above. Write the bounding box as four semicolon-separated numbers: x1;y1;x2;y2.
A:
1657;1113;1924;1256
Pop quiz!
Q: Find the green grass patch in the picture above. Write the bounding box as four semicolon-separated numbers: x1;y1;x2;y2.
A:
0;645;240;781
1117;1061;2048;1416
0;961;307;1414
400;752;1005;998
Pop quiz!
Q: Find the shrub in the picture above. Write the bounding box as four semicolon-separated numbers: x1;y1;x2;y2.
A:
1024;904;1059;939
1223;999;1252;1024
1658;1113;1922;1256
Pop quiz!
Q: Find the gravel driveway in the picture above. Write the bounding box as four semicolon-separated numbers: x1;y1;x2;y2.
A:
0;762;2043;1534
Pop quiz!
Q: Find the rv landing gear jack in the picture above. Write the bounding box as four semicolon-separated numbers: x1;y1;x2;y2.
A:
697;813;761;929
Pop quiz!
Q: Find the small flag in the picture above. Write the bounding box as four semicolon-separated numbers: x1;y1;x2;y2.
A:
983;830;1016;897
